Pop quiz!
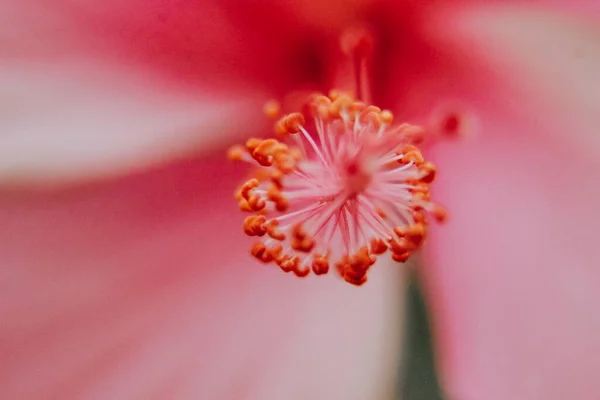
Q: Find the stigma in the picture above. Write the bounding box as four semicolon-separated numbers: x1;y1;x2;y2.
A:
228;91;446;286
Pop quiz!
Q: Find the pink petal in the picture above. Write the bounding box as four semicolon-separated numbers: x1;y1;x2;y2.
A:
0;61;265;186
419;4;600;399
0;0;369;186
0;154;405;399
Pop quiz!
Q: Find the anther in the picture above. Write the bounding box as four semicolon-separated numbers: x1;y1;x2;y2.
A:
280;256;300;273
310;95;333;120
263;100;281;120
381;110;394;124
266;219;286;241
276;113;305;134
293;264;311;278
402;150;424;166
269;245;283;262
252;139;283;166
241;179;259;200
312;255;330;275
251;242;273;263
391;252;410;263
370;238;388;255
243;215;267;237
246;138;262;153
227;145;245;161
330;95;354;118
267;185;289;212
419;162;437;183
389;237;417;254
405;224;426;246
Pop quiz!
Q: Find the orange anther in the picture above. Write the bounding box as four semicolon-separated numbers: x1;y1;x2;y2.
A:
274;197;289;212
263;100;281;120
359;105;381;120
243;216;256;236
344;265;367;280
410;182;430;194
391;252;410;263
270;169;284;188
280;256;300;273
247;195;266;211
267;185;281;200
370;238;388;255
238;199;253;212
312;255;330;275
293;264;311;278
343;269;368;286
405;224;426;245
292;225;307;240
328;89;352;101
398;144;420;154
241;179;260;200
349;255;373;273
290;148;303;161
389;237;416;254
243;215;267;237
347;101;366;119
292;237;316;253
330;95;354;117
402;151;424;166
266;219;286;241
412;191;431;203
227;145;245;161
246;138;262;153
381;110;394;124
252;139;285;166
393;226;405;237
269;245;283;262
310;95;333;120
413;211;427;224
419;162;437;183
251;242;272;263
276;113;305;134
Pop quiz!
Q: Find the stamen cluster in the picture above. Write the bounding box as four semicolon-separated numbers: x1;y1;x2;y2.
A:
228;92;446;286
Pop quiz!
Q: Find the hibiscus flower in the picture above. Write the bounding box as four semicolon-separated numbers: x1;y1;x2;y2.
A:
1;1;599;399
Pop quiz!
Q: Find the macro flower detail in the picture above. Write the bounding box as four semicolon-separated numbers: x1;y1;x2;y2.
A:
229;92;446;285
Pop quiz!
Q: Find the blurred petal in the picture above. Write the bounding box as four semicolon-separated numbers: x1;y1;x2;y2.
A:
0;61;263;186
433;3;600;158
0;0;371;185
420;4;600;399
0;154;404;399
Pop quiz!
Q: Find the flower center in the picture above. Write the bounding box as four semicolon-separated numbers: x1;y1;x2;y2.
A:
226;27;448;286
228;92;446;286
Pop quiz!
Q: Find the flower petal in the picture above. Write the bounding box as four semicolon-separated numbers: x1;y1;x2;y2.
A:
0;61;264;186
0;0;371;186
0;154;405;399
433;2;600;160
419;4;600;399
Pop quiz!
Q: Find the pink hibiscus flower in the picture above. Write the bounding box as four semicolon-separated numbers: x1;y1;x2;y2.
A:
1;1;599;399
